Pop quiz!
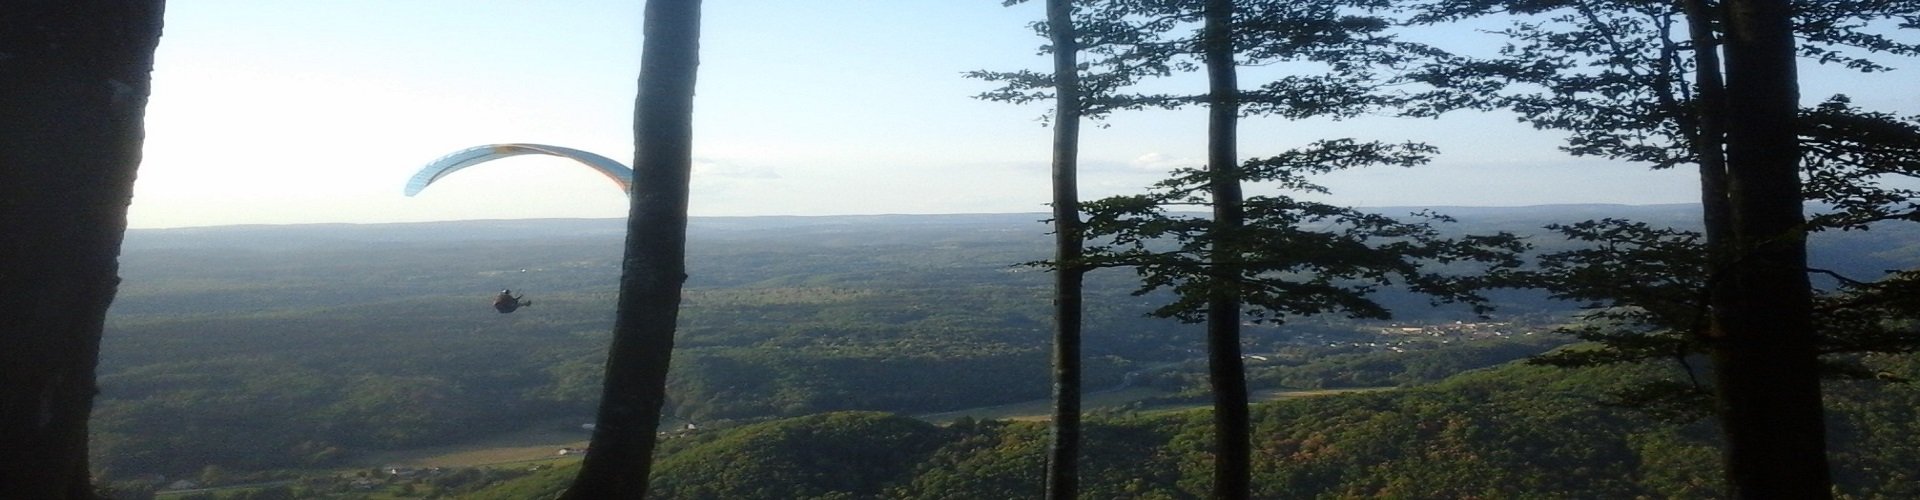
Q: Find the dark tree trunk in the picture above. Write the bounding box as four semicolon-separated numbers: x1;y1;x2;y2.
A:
1682;0;1731;247
1711;0;1831;497
0;1;165;499
562;1;702;498
1043;0;1085;499
1201;0;1250;498
0;2;166;498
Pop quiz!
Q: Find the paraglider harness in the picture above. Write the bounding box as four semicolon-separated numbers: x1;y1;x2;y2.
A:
494;289;532;313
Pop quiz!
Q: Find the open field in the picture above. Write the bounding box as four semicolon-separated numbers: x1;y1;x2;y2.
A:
1253;387;1394;400
349;426;592;469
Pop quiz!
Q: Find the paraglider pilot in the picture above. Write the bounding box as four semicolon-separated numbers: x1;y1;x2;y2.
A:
494;289;532;314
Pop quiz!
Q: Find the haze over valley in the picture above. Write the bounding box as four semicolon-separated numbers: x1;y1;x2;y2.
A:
91;206;1920;497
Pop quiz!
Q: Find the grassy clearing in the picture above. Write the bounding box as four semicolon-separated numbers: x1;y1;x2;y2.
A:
1254;387;1394;400
350;426;591;469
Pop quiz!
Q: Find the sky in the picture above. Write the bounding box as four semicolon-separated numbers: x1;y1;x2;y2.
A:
127;1;1920;229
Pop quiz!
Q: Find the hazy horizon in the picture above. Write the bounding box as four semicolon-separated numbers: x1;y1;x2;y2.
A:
127;2;1913;229
122;202;1709;231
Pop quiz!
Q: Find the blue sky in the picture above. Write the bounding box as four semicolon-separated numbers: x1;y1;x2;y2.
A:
127;1;1918;228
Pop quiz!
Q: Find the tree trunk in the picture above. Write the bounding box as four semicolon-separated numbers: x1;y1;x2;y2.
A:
562;1;702;498
1712;0;1832;497
1682;0;1731;247
0;2;165;499
0;1;165;496
1043;0;1085;499
1202;0;1250;498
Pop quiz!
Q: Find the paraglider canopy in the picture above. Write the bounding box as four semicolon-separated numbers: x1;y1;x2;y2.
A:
405;143;633;197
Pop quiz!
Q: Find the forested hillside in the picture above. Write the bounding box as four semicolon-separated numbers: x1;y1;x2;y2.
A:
468;353;1920;499
91;207;1920;489
98;214;1135;480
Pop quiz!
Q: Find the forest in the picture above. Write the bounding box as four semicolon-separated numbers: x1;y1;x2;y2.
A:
89;212;1511;477
5;0;1919;499
86;207;1920;497
460;354;1920;499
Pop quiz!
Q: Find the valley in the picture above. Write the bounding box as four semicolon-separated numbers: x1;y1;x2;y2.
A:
97;206;1920;498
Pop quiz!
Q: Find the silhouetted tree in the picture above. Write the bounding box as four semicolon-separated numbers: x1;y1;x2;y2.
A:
980;2;1523;498
1713;0;1824;495
1406;0;1920;495
1017;4;1485;495
563;0;702;498
0;2;165;499
1040;0;1088;498
1195;2;1251;497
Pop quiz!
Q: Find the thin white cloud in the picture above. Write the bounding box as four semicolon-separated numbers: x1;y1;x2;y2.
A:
1128;152;1200;170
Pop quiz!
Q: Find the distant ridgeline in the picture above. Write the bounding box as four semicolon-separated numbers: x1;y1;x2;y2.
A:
93;205;1920;486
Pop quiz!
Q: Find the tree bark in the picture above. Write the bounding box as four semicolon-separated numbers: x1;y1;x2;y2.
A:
562;1;701;498
0;1;165;499
1712;0;1831;497
1043;0;1085;499
1682;0;1731;247
1202;0;1250;498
